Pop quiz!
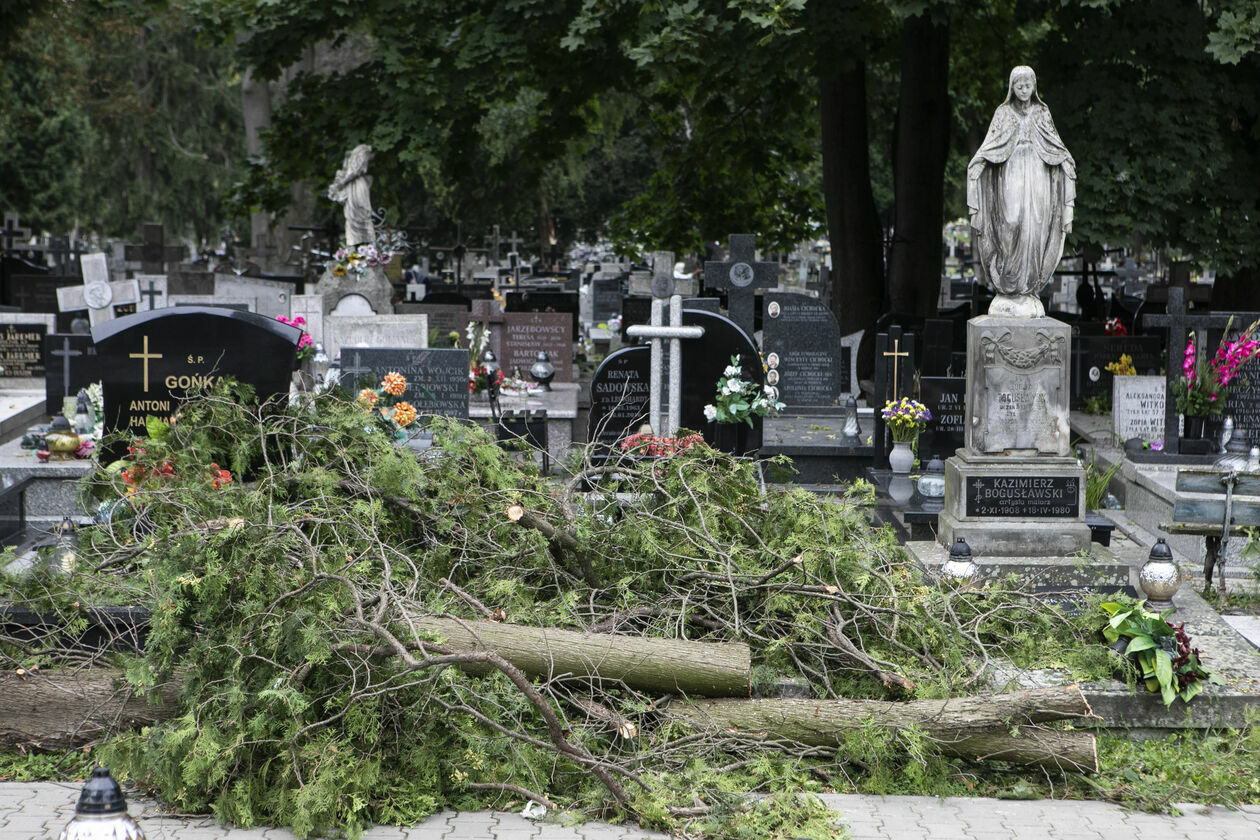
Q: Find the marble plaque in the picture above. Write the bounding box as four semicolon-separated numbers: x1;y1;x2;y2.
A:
502;312;573;383
1112;375;1166;443
0;314;54;377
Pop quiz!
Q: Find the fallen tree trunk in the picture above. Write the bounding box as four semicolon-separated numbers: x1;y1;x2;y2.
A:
0;670;176;750
667;685;1099;773
414;617;751;698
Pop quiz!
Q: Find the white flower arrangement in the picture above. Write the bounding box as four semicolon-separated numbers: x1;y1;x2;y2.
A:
703;355;784;427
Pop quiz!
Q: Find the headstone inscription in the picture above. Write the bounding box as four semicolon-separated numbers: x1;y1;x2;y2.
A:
0;314;54;377
964;475;1081;518
45;334;99;405
1225;378;1260;442
917;376;966;457
761;292;847;408
337;347;469;420
501;312;573;384
588;348;652;446
505;291;580;335
92;307;300;441
1112;375;1166;443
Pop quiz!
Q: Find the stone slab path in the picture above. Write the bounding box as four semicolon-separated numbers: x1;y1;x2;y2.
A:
8;782;1260;839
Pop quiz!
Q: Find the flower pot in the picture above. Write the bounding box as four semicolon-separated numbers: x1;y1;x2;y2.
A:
888;439;915;474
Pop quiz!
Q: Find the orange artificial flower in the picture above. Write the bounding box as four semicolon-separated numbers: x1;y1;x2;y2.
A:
392;401;417;427
381;371;406;396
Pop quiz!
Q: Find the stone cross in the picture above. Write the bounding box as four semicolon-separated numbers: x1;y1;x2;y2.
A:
136;275;168;311
124;222;184;275
1;212;31;250
504;229;524;254
703;234;777;339
485;225;501;264
56;253;141;326
626;250;705;436
1142;286;1258;454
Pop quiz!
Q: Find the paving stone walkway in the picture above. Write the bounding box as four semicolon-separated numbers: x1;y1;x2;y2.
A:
8;782;1260;839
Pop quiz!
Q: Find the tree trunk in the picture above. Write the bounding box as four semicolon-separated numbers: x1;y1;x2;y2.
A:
239;31;274;251
414;617;751;698
1211;266;1260;311
668;685;1099;773
0;671;177;750
886;15;951;318
819;60;884;341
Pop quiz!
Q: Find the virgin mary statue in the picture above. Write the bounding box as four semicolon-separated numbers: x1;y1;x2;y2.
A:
968;66;1076;318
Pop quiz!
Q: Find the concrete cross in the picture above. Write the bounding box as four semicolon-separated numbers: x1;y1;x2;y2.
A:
123;222;184;275
504;229;524;253
626;250;705;436
1142;286;1259;454
703;234;777;339
485;225;501;264
56;253;141;327
1;212;31;251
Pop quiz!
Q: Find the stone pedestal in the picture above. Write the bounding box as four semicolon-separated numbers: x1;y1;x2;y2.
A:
939;315;1088;556
315;265;394;315
937;448;1091;556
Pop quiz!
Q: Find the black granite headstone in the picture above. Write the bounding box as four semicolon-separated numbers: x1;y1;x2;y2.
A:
620;296;652;341
92;307;300;441
588;347;652;445
917;376;966;458
7;273;79;314
0;321;48;377
44;333;99;404
678;309;763;446
762;292;846;408
396;302;473;347
682;298;721;314
1071;334;1163;406
338;347;469;419
591;277;623;323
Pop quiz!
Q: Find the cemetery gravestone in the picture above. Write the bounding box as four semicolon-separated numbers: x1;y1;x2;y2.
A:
918;376;967;457
6;273;79;315
396;302;472;347
1225;378;1260;443
1112;375;1166;443
761;292;847;407
591;276;623;324
703;234;777;340
168;268;215;296
1072;334;1163;406
505;291;580;335
0;314;54;378
135;275;168;311
45;334;99;405
682;298;721;314
214;274;294;320
619;297;652;341
339;348;469;419
57;253;141;327
325;315;429;362
501;312;572;384
92;307;300;442
123;222;184;275
588;348;652;446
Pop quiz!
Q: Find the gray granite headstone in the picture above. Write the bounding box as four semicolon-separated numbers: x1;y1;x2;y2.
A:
1224;377;1260;443
591;276;622;324
761;292;846;408
396;302;472;347
1071;334;1162;406
337;347;468;419
682;298;721;314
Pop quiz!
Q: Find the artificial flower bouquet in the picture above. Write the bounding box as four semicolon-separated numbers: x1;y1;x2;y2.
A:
881;398;932;442
1175;316;1260;417
703;356;784;428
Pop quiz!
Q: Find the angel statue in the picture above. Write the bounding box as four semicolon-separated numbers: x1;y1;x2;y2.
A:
967;66;1076;318
328;144;376;248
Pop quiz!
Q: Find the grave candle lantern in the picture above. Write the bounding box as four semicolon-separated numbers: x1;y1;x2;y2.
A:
842;396;861;438
942;536;978;584
58;766;145;840
530;350;556;391
1139;537;1180;612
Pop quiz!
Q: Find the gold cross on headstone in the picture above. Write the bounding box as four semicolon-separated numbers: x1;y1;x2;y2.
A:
883;338;909;401
129;335;163;393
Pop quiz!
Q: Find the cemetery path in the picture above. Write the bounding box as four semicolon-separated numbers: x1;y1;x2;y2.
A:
6;782;1260;839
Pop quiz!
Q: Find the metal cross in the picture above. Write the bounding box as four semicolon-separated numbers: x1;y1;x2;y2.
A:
626;250;705;436
128;335;163;393
702;234;778;339
139;278;163;311
123;222;184;274
883;338;910;402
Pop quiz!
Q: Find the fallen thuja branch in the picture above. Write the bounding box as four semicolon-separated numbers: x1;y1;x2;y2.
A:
0;384;1120;837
